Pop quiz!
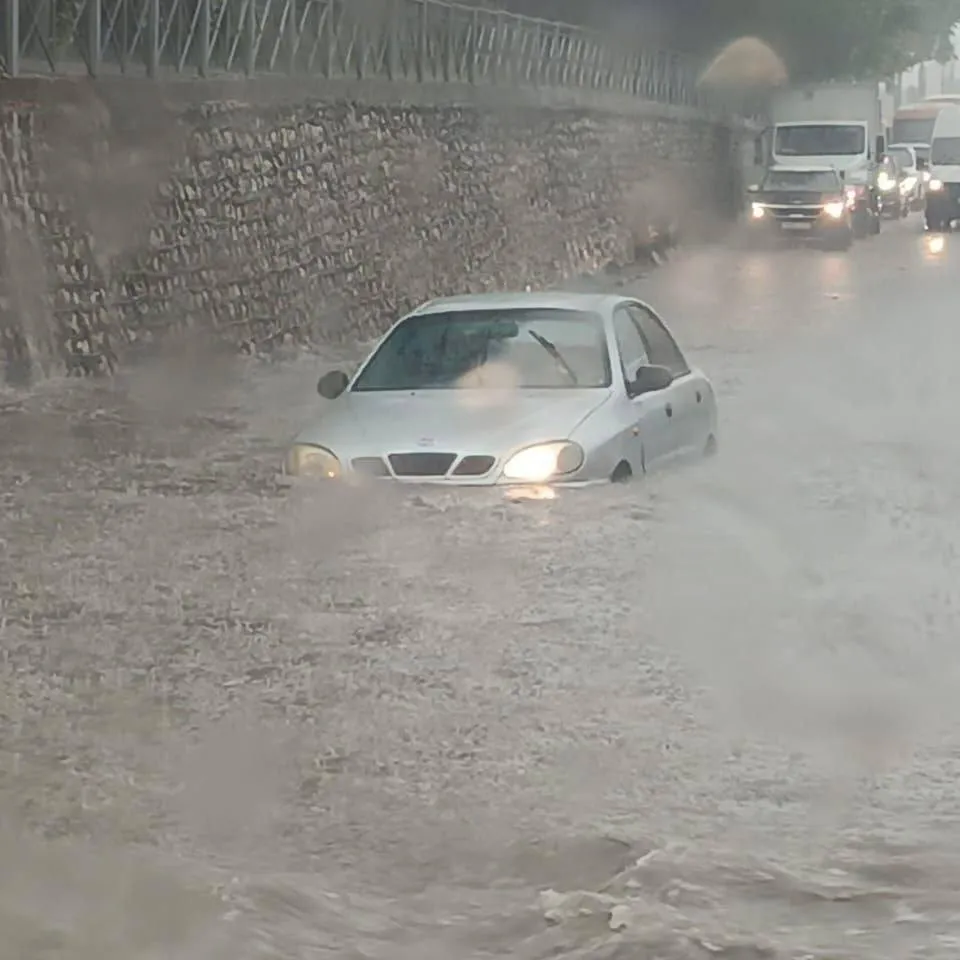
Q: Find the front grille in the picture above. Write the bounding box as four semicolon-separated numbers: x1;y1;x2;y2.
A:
388;452;457;477
351;457;389;477
452;455;495;476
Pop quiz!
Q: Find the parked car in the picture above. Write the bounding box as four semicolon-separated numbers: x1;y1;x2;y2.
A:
284;292;718;486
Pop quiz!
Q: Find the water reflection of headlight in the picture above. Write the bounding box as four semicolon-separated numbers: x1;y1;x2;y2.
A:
926;234;945;255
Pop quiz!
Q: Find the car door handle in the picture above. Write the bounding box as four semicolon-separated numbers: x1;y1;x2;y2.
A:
695;390;702;403
665;403;673;417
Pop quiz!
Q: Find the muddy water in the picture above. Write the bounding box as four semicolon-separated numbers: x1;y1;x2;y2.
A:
3;223;960;957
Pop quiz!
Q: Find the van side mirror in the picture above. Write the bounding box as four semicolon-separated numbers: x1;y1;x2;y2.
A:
318;370;349;399
875;134;885;159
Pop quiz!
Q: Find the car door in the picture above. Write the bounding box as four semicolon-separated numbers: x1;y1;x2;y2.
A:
625;303;708;457
611;305;676;470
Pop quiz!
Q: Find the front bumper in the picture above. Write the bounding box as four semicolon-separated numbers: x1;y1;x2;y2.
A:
748;214;851;236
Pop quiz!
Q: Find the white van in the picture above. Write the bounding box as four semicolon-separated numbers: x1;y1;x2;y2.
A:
925;104;960;230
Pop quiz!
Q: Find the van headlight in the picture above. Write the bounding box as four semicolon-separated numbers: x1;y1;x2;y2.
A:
502;442;584;482
285;444;341;478
929;178;943;191
750;202;765;219
823;201;846;219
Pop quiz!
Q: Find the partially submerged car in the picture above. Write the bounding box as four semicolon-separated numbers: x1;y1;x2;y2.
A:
746;165;855;248
283;292;717;486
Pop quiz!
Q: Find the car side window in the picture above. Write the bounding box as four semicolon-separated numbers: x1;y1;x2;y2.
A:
626;304;689;376
612;307;649;382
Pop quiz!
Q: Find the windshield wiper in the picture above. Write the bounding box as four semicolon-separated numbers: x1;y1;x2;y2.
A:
528;329;578;384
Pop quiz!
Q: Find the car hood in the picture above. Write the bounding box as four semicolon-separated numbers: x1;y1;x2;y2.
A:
294;388;612;454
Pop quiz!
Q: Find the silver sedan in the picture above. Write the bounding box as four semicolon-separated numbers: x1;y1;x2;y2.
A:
284;291;718;486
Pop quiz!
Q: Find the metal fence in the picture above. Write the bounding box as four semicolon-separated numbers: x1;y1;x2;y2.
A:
1;0;704;107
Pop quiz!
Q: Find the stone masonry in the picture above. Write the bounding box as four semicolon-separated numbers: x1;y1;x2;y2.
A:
0;78;736;384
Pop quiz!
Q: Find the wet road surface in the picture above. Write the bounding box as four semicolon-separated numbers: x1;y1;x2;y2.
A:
2;217;960;957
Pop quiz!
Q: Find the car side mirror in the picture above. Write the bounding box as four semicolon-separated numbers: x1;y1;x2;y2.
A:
630;364;673;396
746;183;759;193
317;370;349;399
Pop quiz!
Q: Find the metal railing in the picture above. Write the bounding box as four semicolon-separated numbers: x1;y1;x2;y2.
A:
2;0;702;107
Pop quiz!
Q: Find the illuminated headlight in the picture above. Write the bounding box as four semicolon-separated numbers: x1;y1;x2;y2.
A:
900;175;917;193
929;178;943;191
750;202;765;219
284;443;341;478
877;173;895;191
922;170;931;183
501;442;584;482
823;201;845;219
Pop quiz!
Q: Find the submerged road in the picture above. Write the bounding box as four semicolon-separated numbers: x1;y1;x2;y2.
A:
2;217;960;958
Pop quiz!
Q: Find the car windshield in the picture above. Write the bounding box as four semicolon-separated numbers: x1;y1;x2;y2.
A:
762;170;840;192
775;124;866;156
931;137;960;164
351;308;612;391
888;147;914;168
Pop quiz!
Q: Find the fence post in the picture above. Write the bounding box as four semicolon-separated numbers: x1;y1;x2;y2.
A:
4;0;19;77
285;0;297;73
87;0;101;75
416;0;426;82
244;0;256;76
385;0;398;80
146;0;160;76
198;0;210;75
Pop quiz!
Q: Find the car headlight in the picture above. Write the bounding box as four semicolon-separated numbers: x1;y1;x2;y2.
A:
501;442;584;482
750;202;765;219
284;443;341;478
877;173;895;191
823;201;845;219
929;178;943;191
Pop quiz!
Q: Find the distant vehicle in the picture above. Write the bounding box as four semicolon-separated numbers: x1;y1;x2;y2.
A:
886;143;926;210
877;153;910;218
762;82;885;238
891;101;945;148
925;105;960;231
746;165;854;249
283;292;718;486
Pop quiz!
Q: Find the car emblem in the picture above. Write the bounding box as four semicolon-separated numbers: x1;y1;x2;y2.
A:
417;437;435;447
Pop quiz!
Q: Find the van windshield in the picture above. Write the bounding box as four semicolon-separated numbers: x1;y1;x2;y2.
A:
931;137;960;165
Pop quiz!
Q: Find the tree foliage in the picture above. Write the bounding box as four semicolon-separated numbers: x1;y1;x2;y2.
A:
486;0;960;80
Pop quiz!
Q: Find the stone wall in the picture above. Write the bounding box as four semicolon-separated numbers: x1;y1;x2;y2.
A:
0;78;737;384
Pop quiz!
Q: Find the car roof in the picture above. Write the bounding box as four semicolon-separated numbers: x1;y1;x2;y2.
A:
766;164;839;174
411;291;634;316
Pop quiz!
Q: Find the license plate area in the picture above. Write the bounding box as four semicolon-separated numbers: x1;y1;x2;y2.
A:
782;221;812;231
